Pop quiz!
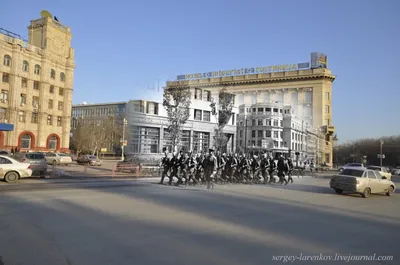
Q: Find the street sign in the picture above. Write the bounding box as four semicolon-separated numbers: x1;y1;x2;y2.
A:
377;154;385;159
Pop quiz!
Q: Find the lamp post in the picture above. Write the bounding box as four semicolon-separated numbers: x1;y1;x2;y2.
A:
380;139;384;167
121;118;128;161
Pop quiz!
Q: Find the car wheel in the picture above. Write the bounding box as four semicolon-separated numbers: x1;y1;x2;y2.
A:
52;160;57;166
361;187;371;198
334;188;343;194
386;185;395;196
5;171;19;183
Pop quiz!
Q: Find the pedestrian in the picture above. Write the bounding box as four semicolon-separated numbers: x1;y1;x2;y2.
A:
260;152;270;184
287;157;294;184
204;148;217;190
11;147;14;155
159;149;170;185
268;156;276;183
277;155;288;185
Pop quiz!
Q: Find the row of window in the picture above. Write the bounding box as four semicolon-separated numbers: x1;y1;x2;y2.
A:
193;109;236;125
238;139;305;151
236;90;313;106
131;126;210;154
3;55;66;81
239;119;282;127
0;108;63;125
72;106;125;117
132;101;158;115
0;91;64;110
194;88;212;102
2;74;65;95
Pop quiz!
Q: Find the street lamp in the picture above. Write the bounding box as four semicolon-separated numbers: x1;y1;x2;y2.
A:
380;139;384;167
121;117;128;161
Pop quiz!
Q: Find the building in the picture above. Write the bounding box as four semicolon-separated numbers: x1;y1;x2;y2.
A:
71;101;126;155
167;52;336;165
0;11;75;152
126;97;237;160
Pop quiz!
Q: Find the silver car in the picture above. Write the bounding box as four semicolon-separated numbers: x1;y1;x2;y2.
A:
12;152;47;177
338;163;364;173
330;168;396;198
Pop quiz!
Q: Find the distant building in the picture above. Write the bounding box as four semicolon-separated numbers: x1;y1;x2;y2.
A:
126;96;237;160
71;102;126;155
0;12;75;152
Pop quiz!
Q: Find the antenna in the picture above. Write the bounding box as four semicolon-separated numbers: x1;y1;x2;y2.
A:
40;10;53;19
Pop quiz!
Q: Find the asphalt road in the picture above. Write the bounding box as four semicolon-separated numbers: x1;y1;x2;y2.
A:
0;177;399;265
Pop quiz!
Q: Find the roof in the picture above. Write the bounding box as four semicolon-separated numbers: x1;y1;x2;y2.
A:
72;101;127;108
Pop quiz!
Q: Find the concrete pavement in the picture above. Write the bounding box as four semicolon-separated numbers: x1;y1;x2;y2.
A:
0;177;398;265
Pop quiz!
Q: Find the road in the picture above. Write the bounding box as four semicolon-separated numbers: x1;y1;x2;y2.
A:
0;177;399;265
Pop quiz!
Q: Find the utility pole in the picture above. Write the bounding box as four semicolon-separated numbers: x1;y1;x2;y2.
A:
380;139;384;167
121;118;128;161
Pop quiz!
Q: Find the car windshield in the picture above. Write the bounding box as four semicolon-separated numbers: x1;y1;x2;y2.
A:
58;153;67;156
26;153;45;159
367;166;380;170
340;169;364;177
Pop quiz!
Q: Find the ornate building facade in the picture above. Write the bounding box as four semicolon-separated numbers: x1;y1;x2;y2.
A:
0;12;75;152
167;54;336;165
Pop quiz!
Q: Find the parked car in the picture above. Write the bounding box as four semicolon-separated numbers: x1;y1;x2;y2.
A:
330;168;396;198
12;152;47;177
0;150;9;155
76;155;102;166
116;157;140;173
66;153;78;161
45;152;73;166
338;163;364;172
391;167;400;176
366;166;392;180
0;155;32;183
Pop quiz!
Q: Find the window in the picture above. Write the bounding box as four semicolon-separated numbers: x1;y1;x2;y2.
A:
252;119;256;126
273;120;279;126
279;109;282;113
258;130;263;138
2;73;9;83
252;130;256;138
265;107;271;112
204;90;211;101
232;114;235;125
292;132;294;140
274;131;278;138
33;81;39;90
47;136;57;150
47;115;53;125
132;126;160;153
32;96;39;107
58;101;63;110
274;141;278;148
3;55;11;66
34;64;41;75
147;102;155;114
240;130;243;138
57;116;62;126
50;69;56;79
18;111;25;122
273;108;278;113
280;132;283;139
203;110;210;122
31;112;38;124
0;108;6;122
239;108;244;113
193;131;210;152
60;72;65;82
194;109;202;120
1;90;8;103
59;87;64;96
22;60;29;72
280;120;283;127
22;78;28;87
258;107;263;113
325;92;330;100
325;105;330;113
21;134;31;149
50;85;54;93
48;99;53;109
265;130;271;137
194;88;202;100
257;140;262;147
258;119;263;126
266;119;271;126
367;171;377;179
20;94;26;105
252;108;256;113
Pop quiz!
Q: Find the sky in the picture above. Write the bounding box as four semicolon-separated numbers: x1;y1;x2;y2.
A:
1;0;399;143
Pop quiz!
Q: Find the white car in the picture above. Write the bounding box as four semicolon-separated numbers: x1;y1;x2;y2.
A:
339;163;364;173
0;155;32;183
45;152;73;166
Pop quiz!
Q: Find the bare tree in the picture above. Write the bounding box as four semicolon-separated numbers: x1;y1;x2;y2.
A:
210;88;235;151
163;86;191;153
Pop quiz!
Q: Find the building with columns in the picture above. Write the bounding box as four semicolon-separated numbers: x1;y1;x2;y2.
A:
0;11;75;152
167;53;336;165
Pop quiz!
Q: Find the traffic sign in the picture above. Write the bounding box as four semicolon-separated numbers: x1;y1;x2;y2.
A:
377;154;385;159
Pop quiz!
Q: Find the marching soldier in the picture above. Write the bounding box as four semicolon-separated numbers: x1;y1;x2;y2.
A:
159;149;170;184
268;156;276;183
204;148;218;189
260;152;270;184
